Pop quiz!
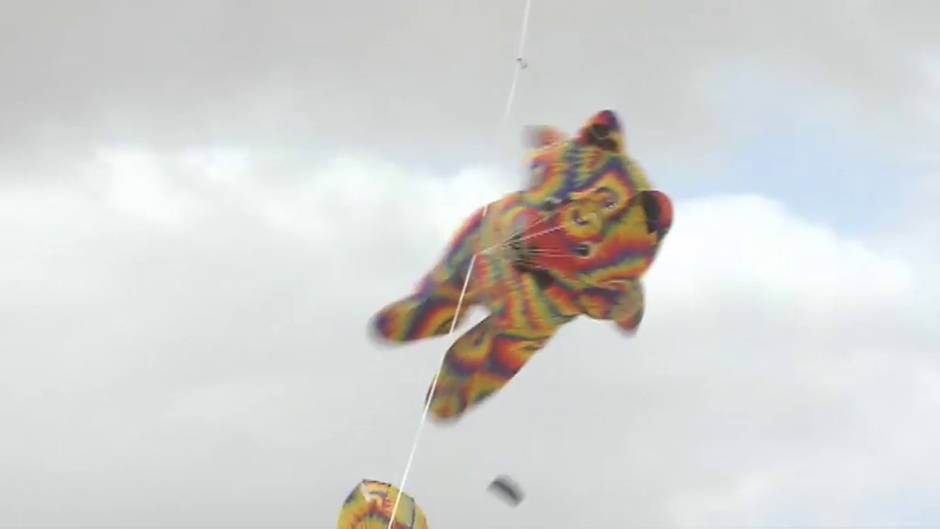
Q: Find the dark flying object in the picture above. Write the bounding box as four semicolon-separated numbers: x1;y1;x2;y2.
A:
488;475;524;506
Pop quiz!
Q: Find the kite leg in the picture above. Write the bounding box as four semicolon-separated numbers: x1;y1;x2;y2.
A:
425;314;557;421
372;206;488;343
371;262;479;342
576;280;645;334
610;280;644;333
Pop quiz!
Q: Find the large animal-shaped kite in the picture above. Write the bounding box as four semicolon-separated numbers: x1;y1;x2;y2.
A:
336;479;429;529
372;110;673;421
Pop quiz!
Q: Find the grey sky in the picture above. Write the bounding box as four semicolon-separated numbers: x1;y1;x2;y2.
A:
3;1;939;169
1;1;939;528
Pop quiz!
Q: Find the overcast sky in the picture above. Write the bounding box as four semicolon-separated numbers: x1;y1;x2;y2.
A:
2;1;939;528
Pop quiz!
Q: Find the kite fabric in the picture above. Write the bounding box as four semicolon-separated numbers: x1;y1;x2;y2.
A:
371;109;673;422
336;479;429;529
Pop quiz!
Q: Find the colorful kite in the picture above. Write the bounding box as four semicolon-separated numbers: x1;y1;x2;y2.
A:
336;479;429;529
371;110;673;421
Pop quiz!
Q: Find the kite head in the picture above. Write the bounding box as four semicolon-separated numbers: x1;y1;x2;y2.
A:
513;109;670;287
522;110;653;211
517;188;673;288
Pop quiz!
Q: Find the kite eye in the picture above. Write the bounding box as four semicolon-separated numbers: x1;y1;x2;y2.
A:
573;243;591;257
603;198;617;209
542;196;562;211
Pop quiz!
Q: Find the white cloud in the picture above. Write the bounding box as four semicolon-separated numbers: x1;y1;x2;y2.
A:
651;193;913;329
0;151;937;527
94;147;211;228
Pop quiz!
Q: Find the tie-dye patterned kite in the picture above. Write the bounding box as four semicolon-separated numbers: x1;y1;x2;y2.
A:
371;110;673;422
336;479;429;529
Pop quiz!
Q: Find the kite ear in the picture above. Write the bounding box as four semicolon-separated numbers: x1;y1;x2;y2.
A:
524;125;567;149
576;109;625;153
636;189;674;238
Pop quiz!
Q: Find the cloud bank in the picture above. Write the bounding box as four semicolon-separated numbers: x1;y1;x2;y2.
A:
1;151;937;528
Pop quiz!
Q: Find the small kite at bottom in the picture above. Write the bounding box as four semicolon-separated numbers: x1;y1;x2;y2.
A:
488;475;524;506
336;479;429;529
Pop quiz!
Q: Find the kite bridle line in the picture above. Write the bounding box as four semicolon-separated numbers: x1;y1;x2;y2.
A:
385;0;533;524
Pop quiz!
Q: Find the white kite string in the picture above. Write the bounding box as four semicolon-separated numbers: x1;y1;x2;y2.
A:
382;205;485;529
501;0;533;122
384;2;533;526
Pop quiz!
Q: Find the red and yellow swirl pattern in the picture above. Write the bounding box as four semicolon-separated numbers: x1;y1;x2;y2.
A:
371;110;673;422
336;479;429;529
